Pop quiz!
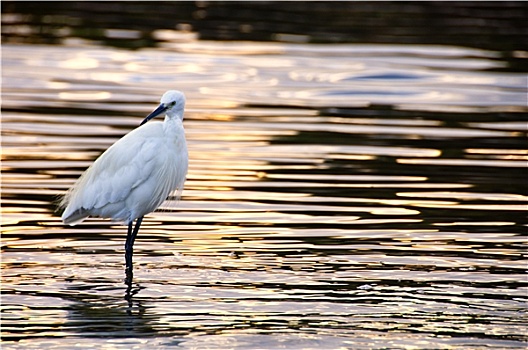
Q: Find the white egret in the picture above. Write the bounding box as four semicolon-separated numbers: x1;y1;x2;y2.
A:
60;90;188;283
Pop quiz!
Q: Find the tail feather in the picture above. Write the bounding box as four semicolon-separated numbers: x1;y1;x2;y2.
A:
62;207;89;226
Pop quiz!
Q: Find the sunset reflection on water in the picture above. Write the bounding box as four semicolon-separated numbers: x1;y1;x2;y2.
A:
2;39;527;349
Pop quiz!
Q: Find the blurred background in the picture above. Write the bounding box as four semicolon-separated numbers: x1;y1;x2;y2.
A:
2;2;528;350
3;1;528;60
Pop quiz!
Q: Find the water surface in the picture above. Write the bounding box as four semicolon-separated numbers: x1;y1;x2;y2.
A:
2;40;527;349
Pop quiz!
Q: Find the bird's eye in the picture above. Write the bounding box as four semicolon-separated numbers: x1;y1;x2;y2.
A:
170;101;176;107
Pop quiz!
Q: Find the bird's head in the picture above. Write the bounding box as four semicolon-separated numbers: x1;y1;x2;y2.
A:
141;90;186;126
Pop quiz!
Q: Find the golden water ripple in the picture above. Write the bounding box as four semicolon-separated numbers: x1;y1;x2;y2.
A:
2;42;527;348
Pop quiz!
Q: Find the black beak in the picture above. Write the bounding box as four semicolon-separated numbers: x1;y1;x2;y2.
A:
140;104;167;126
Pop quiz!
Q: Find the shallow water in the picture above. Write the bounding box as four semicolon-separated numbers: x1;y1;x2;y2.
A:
1;40;527;349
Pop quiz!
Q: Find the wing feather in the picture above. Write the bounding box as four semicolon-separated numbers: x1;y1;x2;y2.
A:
61;122;181;224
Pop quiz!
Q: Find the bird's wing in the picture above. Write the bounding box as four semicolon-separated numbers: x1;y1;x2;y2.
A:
86;138;161;209
62;123;166;218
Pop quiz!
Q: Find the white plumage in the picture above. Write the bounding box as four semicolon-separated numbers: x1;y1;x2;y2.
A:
61;90;188;225
60;90;188;282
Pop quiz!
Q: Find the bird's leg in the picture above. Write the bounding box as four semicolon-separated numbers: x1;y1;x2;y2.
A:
124;216;144;284
124;221;134;284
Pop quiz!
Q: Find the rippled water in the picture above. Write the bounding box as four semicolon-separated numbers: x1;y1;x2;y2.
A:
2;41;527;349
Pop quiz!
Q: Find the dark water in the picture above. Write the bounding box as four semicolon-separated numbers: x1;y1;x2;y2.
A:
2;2;528;56
2;6;528;350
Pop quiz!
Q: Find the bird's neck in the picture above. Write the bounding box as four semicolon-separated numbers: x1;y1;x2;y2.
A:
165;110;184;121
163;113;184;133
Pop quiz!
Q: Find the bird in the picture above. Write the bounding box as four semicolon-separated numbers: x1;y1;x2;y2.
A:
60;90;189;284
